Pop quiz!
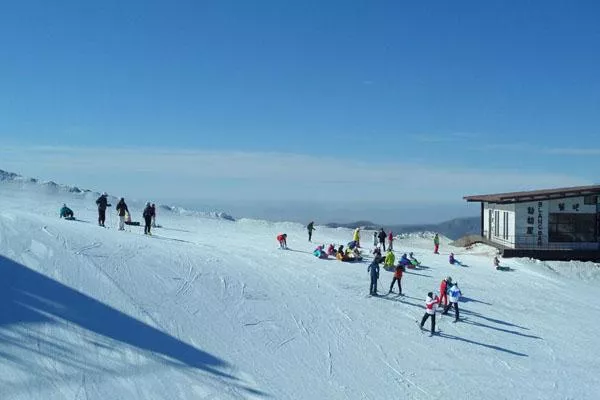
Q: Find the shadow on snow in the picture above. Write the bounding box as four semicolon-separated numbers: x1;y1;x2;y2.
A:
0;254;268;397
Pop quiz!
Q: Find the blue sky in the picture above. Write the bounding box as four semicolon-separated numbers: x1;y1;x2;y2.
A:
1;1;599;223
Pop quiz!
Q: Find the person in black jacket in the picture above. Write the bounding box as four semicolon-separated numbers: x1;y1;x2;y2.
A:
378;228;387;251
142;202;154;235
95;192;111;227
115;198;129;231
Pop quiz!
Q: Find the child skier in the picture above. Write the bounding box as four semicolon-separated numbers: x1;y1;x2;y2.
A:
442;281;462;322
367;256;382;295
388;264;404;295
277;233;288;249
420;292;440;335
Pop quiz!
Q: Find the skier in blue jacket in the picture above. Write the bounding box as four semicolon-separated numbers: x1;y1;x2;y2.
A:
442;282;462;322
367;256;383;295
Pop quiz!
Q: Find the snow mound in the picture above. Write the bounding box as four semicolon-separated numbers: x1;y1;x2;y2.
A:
160;205;235;221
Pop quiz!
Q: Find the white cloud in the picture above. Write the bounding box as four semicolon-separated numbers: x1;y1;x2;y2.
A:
0;146;591;207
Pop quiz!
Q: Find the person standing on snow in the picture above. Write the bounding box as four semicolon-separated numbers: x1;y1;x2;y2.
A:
442;281;462;322
373;231;378;246
388;231;394;251
151;203;157;227
388;263;404;295
307;221;315;242
95;192;111;227
367;256;382;295
420;292;440;335
353;228;361;248
142;202;154;235
378;228;387;251
439;277;452;308
115;198;129;231
433;233;440;254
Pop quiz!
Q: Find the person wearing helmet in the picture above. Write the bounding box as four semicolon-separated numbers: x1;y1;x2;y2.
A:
142;202;154;235
353;228;361;248
378;228;387;251
95;192;111;227
116;197;129;231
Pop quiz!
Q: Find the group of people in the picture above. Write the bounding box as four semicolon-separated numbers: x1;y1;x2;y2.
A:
59;193;158;236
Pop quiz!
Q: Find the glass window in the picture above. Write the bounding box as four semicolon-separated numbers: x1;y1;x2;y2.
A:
548;213;597;242
584;195;598;205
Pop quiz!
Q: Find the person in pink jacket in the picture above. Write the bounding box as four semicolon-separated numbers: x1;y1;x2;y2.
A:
388;231;394;251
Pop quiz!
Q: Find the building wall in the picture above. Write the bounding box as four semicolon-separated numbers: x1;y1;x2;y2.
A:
512;196;599;250
484;203;516;248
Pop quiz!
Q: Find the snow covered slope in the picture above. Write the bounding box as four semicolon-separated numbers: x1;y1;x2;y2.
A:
1;174;599;399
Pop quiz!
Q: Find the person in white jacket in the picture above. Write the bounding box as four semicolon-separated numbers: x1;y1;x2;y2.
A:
442;282;462;322
420;292;440;334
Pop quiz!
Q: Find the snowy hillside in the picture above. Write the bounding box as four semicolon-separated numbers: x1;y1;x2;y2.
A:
1;173;600;399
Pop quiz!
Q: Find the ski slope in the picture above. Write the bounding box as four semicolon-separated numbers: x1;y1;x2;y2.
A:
1;175;599;399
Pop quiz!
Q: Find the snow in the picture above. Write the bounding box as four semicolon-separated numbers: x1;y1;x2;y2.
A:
1;174;600;399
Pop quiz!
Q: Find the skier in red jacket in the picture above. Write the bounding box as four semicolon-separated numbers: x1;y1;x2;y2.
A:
277;233;288;249
439;277;452;307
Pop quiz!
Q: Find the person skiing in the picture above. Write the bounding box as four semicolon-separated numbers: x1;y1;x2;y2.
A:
439;276;452;308
307;221;315;242
398;253;412;268
408;252;421;267
373;231;378;246
142;202;154;235
367;256;382;295
277;233;288;249
388;231;394;251
420;292;440;335
115;198;129;231
313;245;328;259
433;233;440;254
442;281;462;322
384;249;395;268
151;203;157;227
353;228;361;248
95;192;111;227
388;263;404;295
449;252;462;265
59;203;74;219
378;228;387;251
327;243;336;256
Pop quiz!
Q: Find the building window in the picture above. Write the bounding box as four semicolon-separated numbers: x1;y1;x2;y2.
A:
584;195;598;205
548;213;597;242
526;227;534;235
494;211;500;237
503;212;509;239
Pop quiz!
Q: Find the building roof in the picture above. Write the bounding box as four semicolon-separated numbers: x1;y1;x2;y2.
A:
464;185;600;204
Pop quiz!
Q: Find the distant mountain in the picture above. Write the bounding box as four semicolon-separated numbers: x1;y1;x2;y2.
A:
325;216;480;240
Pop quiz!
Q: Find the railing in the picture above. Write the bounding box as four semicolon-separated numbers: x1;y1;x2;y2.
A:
474;234;600;251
